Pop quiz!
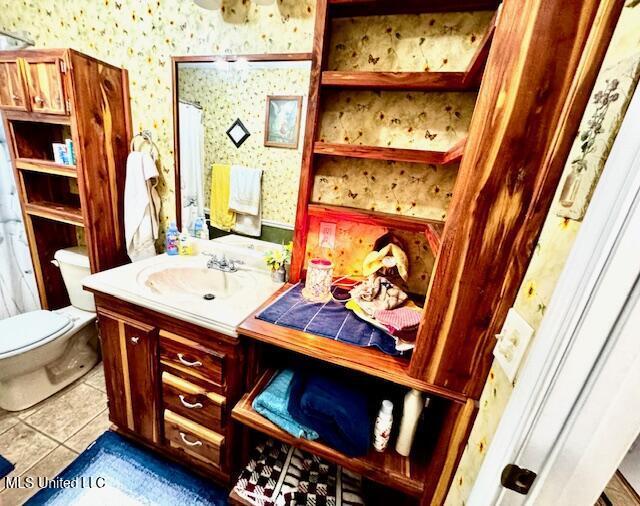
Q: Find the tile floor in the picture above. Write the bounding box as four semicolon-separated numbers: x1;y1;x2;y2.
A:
0;362;110;505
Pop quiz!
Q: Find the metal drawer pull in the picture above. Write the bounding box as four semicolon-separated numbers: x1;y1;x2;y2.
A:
34;96;44;104
178;395;203;409
11;94;19;101
179;432;202;447
177;353;202;367
130;336;140;345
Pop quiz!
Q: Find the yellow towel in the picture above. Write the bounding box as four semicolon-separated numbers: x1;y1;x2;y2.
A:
209;164;236;231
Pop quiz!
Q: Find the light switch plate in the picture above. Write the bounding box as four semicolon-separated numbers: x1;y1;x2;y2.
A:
319;222;336;249
493;308;535;383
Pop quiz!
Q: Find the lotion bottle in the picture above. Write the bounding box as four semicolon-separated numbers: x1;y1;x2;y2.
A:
395;389;425;456
373;400;393;452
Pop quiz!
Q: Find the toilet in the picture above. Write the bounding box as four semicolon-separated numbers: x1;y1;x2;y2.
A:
0;247;99;412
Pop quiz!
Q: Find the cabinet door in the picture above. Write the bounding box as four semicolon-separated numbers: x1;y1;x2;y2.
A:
22;57;67;115
97;308;160;444
0;61;29;111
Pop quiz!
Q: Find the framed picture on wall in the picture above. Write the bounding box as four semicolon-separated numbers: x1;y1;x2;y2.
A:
264;95;303;149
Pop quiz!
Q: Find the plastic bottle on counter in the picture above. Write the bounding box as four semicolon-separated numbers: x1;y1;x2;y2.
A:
179;230;192;255
166;222;179;256
373;400;393;452
395;389;425;457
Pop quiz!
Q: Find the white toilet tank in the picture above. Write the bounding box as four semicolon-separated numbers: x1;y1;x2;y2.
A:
54;247;95;312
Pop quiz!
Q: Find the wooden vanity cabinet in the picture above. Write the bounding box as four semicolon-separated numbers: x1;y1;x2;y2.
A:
92;292;245;485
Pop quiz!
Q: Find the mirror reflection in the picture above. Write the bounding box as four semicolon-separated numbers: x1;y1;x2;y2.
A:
175;58;311;243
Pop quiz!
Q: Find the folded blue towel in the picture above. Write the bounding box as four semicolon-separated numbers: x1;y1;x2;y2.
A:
288;372;371;457
253;369;319;440
0;454;14;479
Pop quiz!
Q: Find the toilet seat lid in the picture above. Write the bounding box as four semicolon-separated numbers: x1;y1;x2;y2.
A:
0;310;73;355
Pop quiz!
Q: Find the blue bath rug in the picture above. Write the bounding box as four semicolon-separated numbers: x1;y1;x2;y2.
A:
257;283;405;356
26;431;227;505
0;454;14;479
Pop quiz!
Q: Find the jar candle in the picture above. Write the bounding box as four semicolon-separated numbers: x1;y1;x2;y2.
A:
302;258;333;303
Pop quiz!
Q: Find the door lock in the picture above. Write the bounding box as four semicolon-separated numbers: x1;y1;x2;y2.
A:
501;463;537;495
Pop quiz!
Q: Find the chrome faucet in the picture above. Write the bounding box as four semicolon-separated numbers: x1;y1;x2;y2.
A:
204;253;244;273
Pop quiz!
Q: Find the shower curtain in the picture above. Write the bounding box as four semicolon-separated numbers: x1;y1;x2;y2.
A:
0;134;40;319
179;102;205;231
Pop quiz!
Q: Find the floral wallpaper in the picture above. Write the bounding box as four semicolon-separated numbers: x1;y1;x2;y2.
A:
444;4;640;504
178;65;310;225
328;11;495;72
305;217;434;295
555;54;640;220
0;0;315;236
312;156;457;222
319;90;476;151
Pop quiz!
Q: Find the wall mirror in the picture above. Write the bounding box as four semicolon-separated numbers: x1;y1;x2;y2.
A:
172;54;312;243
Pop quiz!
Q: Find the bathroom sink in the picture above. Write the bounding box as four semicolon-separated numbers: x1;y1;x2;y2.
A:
138;264;246;300
84;243;283;337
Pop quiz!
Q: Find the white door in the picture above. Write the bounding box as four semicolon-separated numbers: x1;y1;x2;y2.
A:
469;86;640;506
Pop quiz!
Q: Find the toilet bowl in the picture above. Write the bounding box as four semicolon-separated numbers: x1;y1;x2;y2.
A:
0;247;99;411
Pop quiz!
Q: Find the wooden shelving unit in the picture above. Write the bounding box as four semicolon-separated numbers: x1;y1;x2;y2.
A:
235;0;621;503
232;369;430;497
0;48;131;309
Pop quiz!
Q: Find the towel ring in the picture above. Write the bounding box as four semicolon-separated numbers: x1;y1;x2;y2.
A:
130;130;160;160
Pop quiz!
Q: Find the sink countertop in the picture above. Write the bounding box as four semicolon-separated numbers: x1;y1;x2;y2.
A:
83;239;284;337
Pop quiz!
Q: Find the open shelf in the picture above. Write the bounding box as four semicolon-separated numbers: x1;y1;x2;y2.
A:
309;203;444;233
321;71;475;91
238;288;466;403
328;0;501;17
16;158;77;178
314;139;465;165
232;369;429;497
24;201;84;227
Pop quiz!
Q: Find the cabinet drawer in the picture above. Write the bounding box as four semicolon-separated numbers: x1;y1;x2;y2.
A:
164;410;224;467
159;330;225;389
162;372;226;431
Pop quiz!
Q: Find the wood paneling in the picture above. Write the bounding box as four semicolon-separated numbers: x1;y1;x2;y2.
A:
68;49;130;273
409;0;625;397
321;71;472;91
290;0;330;283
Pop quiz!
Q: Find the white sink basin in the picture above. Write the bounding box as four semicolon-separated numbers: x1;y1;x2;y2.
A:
83;242;283;337
138;264;250;300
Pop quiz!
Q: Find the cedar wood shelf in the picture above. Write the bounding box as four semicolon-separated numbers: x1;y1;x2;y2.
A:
238;287;467;404
232;368;429;497
313;138;466;164
16;158;78;178
24;201;84;227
